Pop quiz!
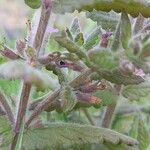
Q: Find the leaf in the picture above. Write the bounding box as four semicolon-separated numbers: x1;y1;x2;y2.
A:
86;10;119;31
111;21;121;52
55;36;88;61
60;86;77;112
112;114;135;136
129;115;139;139
0;117;12;147
24;0;41;9
94;89;117;106
74;33;84;46
66;28;73;41
22;123;138;150
88;49;117;70
52;0;150;18
140;41;150;58
122;82;150;101
0;79;20;96
0;56;7;65
120;12;132;50
137;118;150;150
83;26;101;50
97;68;144;85
70;18;80;35
46;63;67;84
0;61;59;90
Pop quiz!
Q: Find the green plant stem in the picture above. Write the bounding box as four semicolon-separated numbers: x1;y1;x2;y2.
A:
25;68;92;128
0;91;14;124
10;82;31;150
82;108;95;125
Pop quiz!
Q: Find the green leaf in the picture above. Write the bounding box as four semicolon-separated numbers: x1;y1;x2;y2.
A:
46;63;67;84
66;28;73;41
140;41;150;58
0;56;7;65
0;117;12;147
122;82;150;101
129;115;139;139
112;114;135;136
137;118;150;150
86;10;119;31
0;61;59;90
0;79;19;96
24;0;41;9
52;0;150;17
23;123;138;149
120;12;132;50
83;26;101;50
74;33;84;46
111;21;121;52
94;89;117;106
60;85;77;112
97;68;144;85
70;18;80;35
55;36;88;61
88;49;117;70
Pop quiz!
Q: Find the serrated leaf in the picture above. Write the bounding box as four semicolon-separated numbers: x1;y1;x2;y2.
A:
122;82;150;101
83;26;101;50
74;33;84;46
24;0;41;9
120;12;132;50
60;86;77;112
88;49;117;70
86;10;119;31
22;123;138;150
97;68;144;85
0;61;59;90
52;0;150;17
137;118;150;150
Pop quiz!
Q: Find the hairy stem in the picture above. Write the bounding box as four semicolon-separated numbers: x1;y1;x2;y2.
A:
0;91;14;124
33;0;52;55
11;82;31;150
26;68;92;128
102;103;117;128
102;85;121;128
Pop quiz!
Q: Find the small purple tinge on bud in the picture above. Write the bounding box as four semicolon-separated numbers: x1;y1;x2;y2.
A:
133;68;145;77
47;27;59;33
100;31;113;48
0;46;19;60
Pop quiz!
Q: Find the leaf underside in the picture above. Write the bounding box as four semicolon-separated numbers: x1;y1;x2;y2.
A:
53;0;150;17
23;123;138;150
